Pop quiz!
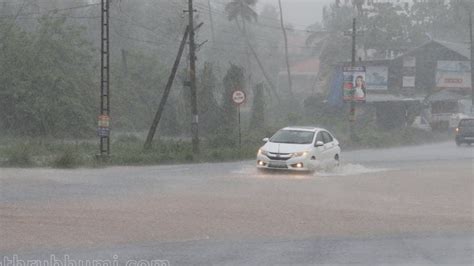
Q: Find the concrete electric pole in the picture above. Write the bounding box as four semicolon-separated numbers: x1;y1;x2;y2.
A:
98;0;110;158
350;18;357;141
187;0;200;154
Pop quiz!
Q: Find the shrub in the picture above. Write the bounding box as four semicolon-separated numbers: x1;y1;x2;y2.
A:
52;148;83;168
4;144;34;167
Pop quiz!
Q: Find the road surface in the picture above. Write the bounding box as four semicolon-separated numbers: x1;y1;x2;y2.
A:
0;142;473;265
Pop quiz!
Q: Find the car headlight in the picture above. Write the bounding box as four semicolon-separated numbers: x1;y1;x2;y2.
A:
258;149;270;156
291;151;308;158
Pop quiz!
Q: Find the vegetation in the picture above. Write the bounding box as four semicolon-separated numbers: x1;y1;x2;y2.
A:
0;0;461;168
0;17;96;137
309;0;474;92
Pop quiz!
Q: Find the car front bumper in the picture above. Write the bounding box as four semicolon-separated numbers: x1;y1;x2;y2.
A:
256;154;317;171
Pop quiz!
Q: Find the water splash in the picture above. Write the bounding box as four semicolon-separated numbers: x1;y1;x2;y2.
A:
316;163;389;177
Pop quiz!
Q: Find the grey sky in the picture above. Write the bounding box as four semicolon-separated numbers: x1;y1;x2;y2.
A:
258;0;333;28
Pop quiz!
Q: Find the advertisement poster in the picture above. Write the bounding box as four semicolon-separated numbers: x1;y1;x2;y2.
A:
366;66;388;90
436;61;471;88
343;66;366;102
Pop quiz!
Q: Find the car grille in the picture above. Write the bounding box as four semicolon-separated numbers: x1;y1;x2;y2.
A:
267;153;291;161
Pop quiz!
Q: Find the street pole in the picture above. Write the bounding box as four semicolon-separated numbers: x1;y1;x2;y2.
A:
350;17;357;141
144;27;190;150
99;0;110;158
188;0;200;154
470;11;474;112
238;105;241;159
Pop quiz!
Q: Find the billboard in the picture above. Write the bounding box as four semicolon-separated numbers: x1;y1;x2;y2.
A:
343;66;366;102
366;66;388;90
436;61;471;88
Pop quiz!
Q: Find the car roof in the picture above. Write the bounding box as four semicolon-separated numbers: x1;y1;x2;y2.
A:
281;126;325;132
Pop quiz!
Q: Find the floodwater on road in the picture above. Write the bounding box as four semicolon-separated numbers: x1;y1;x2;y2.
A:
0;142;473;264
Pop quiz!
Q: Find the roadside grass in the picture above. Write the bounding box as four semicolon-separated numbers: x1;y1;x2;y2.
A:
2;143;35;167
339;127;451;150
51;148;85;168
0;127;451;168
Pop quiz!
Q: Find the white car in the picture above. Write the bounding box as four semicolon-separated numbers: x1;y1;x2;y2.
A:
256;127;341;172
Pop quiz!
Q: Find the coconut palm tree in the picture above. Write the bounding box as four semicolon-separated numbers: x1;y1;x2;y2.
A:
278;0;293;98
225;0;280;102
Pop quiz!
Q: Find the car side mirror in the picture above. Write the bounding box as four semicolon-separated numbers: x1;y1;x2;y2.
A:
315;141;324;147
262;137;269;142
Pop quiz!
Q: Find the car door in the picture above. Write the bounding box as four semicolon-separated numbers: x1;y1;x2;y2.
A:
321;131;336;162
311;131;328;166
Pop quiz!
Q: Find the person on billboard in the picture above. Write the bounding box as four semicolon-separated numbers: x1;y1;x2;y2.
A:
353;75;366;101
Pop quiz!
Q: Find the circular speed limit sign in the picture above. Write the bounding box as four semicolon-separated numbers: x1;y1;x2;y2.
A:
232;90;246;105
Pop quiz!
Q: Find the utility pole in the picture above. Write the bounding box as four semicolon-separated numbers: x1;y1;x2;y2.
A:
187;0;200;154
350;17;357;141
144;27;190;150
98;0;110;158
470;11;474;112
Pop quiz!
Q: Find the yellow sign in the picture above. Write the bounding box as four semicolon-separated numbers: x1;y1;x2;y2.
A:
98;115;110;128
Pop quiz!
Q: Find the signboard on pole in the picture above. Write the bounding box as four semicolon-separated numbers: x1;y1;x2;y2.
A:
232;90;246;105
231;90;246;159
343;66;366;102
436;60;471;89
97;115;110;137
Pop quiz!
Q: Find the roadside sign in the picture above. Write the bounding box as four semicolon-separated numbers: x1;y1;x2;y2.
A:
97;115;110;137
343;66;366;103
232;90;246;105
231;90;246;159
98;115;110;128
97;127;110;137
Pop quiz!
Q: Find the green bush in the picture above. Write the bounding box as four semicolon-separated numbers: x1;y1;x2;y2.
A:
4;144;34;167
114;134;142;144
52;148;83;168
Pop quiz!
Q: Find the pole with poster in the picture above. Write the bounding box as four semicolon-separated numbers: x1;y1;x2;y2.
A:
470;10;474;114
232;90;246;158
343;18;361;141
98;0;110;159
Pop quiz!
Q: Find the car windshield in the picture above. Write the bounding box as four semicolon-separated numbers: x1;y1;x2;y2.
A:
459;119;474;127
270;130;314;144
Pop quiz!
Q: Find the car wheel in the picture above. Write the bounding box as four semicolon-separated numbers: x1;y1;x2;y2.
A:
334;154;340;167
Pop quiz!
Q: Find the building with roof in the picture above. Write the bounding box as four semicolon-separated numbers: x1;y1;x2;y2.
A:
326;39;473;130
278;57;320;103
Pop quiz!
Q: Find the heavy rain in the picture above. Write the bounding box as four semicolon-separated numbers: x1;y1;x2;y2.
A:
0;0;473;265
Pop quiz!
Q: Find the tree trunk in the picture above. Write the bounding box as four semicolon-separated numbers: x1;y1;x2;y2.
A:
242;18;252;92
236;21;281;103
278;0;294;98
207;0;215;44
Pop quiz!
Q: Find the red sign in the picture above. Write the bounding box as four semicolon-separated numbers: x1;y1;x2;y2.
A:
98;115;110;128
232;90;246;105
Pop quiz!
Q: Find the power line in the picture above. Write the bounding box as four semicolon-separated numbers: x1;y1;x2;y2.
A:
0;2;100;18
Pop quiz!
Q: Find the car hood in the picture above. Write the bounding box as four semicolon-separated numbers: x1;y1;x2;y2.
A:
262;142;313;154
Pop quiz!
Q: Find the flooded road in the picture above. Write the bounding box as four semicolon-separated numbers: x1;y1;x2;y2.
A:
1;142;473;264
